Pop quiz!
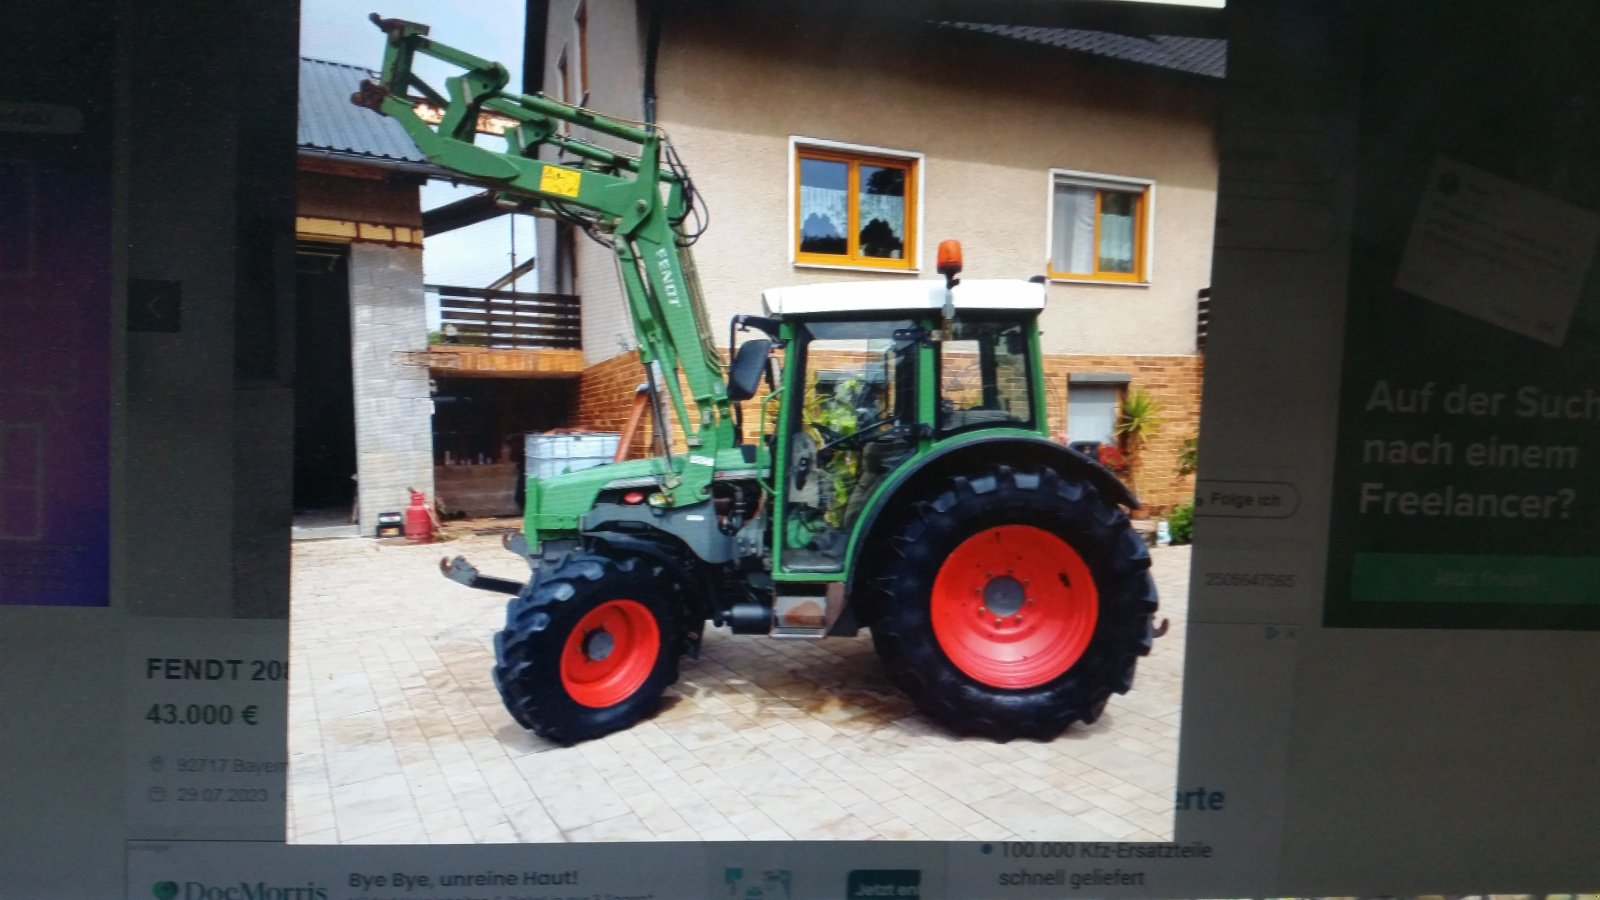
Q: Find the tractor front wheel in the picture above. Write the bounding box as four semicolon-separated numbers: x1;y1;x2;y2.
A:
493;553;682;745
866;465;1157;741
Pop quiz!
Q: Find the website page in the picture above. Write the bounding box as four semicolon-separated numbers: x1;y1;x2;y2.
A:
1;2;1596;898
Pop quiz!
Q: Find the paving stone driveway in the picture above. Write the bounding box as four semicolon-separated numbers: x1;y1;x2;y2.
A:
287;523;1190;844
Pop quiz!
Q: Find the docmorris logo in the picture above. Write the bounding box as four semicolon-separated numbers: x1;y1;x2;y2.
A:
151;881;328;900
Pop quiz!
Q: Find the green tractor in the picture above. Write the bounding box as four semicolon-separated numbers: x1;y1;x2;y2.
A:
360;15;1158;745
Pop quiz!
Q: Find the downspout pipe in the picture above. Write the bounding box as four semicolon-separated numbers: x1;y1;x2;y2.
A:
643;0;661;124
524;0;549;95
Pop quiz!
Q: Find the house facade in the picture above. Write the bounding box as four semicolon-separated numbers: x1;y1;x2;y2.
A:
538;1;1218;510
295;57;583;532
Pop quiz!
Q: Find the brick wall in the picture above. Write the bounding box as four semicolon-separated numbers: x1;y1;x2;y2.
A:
577;348;768;458
940;350;1030;414
348;243;435;532
575;350;655;459
1042;354;1203;513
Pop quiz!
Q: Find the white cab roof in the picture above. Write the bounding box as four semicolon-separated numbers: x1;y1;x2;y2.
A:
761;279;1045;317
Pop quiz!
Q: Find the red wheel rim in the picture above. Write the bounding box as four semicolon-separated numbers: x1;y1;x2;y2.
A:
931;524;1098;689
560;599;660;708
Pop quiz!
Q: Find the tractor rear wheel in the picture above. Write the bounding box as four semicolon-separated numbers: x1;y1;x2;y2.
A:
493;553;682;745
866;465;1156;741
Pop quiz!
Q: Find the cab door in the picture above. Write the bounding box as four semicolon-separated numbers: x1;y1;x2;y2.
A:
773;318;922;577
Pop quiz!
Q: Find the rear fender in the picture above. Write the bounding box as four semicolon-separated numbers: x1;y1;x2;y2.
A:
844;434;1138;604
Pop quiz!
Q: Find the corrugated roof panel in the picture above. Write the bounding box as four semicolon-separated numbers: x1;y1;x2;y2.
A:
298;57;428;163
947;23;1226;79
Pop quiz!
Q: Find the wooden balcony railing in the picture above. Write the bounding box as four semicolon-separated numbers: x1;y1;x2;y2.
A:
430;285;581;350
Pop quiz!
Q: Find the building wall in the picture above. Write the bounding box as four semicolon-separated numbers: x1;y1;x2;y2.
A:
543;0;648;365
1041;353;1202;511
549;4;1214;508
348;242;434;531
651;8;1218;357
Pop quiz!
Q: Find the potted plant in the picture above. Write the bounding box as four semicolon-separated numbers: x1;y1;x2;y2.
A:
1177;434;1198;478
1096;443;1133;477
1113;388;1163;495
1167;432;1198;544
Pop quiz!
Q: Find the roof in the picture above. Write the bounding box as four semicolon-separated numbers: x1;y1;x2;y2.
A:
298;57;430;167
945;23;1226;79
762;279;1046;317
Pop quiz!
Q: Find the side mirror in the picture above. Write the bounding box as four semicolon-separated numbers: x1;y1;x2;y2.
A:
727;339;772;402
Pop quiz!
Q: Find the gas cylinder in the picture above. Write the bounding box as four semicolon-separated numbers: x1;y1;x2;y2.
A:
404;489;436;543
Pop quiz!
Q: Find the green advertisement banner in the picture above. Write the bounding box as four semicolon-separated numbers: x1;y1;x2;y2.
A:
1325;6;1600;629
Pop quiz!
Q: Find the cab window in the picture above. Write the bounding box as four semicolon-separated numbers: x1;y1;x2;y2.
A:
938;319;1035;434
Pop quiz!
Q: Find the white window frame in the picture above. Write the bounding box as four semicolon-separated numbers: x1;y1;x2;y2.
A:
788;136;925;275
552;44;574;136
1045;168;1156;286
555;46;568;102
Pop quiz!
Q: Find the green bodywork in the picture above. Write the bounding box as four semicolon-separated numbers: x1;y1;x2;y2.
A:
522;458;657;543
522;446;766;547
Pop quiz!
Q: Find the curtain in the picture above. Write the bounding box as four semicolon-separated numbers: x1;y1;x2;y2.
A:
858;194;904;235
1052;185;1095;273
1099;196;1136;273
799;186;848;239
800;187;905;258
858;194;905;258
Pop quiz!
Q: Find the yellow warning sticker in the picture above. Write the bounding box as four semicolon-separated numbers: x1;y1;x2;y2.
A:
539;166;582;198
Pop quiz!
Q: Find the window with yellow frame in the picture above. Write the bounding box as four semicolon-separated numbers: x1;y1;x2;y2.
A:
794;145;918;270
1048;171;1152;283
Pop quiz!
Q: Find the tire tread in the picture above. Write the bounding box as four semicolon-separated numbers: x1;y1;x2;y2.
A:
865;465;1157;741
492;552;682;744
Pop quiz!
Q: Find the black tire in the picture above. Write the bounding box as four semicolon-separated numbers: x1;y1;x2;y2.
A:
863;465;1157;741
493;553;683;745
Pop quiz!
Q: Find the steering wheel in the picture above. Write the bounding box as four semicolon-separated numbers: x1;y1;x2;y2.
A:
825;416;915;451
819;416;896;451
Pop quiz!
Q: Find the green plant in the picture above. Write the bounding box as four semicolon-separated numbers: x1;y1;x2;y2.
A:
1167;500;1195;545
1114;389;1164;452
805;378;866;526
1177;434;1198;477
1111;389;1163;497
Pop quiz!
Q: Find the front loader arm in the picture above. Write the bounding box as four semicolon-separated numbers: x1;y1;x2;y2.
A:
355;14;733;503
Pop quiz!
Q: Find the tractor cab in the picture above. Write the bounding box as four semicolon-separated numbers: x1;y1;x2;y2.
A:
749;276;1049;575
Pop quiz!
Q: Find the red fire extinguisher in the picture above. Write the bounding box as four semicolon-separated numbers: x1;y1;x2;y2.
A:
404;488;437;543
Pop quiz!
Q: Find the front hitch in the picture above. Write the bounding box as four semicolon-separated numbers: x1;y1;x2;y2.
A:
439;556;524;595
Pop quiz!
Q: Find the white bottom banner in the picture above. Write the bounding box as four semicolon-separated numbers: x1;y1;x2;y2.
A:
127;835;1273;900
